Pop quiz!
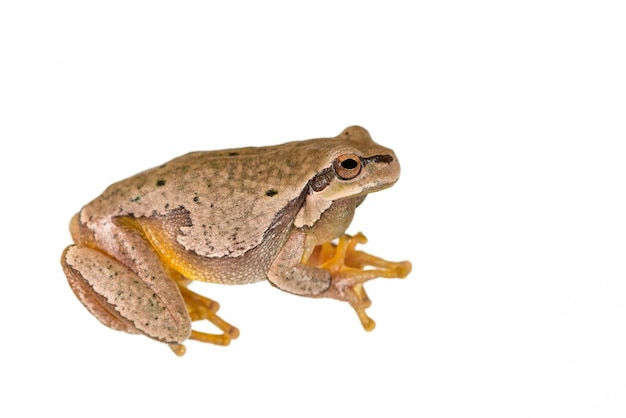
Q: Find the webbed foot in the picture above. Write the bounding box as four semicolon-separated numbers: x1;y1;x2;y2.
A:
307;232;411;331
169;281;240;356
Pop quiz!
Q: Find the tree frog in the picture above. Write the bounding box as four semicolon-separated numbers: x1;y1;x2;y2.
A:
61;126;411;356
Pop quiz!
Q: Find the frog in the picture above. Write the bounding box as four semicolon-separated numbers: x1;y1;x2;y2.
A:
61;126;412;356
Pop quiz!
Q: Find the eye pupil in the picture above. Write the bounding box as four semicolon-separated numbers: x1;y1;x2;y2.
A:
341;158;358;169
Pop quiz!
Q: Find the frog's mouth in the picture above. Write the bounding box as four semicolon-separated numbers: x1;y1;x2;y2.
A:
358;153;401;193
359;177;399;196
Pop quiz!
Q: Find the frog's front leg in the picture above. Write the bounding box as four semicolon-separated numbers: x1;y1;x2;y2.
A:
307;232;412;330
267;231;333;296
268;231;411;331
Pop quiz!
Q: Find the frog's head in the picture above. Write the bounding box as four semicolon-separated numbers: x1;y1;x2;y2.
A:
294;126;401;228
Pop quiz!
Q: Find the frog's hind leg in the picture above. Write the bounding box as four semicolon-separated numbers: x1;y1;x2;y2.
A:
61;244;192;346
115;215;241;355
168;275;240;356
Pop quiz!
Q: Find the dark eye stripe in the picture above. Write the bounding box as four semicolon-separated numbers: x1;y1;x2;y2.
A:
363;154;394;165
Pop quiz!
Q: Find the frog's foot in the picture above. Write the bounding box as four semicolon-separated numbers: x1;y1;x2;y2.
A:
169;283;240;356
308;232;411;331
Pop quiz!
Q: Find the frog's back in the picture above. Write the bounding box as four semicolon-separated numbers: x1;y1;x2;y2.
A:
79;127;386;258
79;138;338;258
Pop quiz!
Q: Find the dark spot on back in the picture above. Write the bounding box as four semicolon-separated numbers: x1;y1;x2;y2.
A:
265;188;278;197
228;152;240;156
156;179;166;187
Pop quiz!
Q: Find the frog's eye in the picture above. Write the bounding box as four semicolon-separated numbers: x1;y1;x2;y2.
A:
333;154;362;180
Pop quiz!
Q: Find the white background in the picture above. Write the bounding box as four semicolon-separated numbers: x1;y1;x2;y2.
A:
1;1;624;417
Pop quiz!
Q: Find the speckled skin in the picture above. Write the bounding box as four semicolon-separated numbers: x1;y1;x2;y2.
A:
61;126;401;346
